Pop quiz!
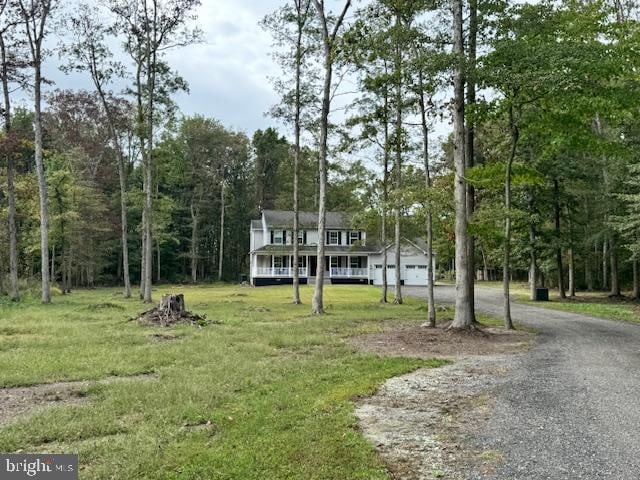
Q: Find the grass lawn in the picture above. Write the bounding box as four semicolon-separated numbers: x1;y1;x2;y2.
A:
0;284;445;479
482;281;640;324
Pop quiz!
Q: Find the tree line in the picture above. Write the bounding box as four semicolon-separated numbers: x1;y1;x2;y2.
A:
3;0;640;325
264;0;640;326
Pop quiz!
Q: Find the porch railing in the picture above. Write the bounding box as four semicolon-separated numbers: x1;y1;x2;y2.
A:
255;267;307;277
330;267;368;277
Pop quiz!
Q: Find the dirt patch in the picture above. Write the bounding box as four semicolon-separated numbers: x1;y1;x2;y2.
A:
0;373;156;427
352;322;534;479
350;323;533;359
355;356;517;480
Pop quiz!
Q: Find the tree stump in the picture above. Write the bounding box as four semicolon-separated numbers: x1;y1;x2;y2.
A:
159;294;185;315
137;294;207;327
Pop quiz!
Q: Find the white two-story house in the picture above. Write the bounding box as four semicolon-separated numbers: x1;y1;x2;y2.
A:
249;210;435;287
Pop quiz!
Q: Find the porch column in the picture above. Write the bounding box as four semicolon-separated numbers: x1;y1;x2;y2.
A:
329;255;332;278
347;255;351;276
271;255;274;276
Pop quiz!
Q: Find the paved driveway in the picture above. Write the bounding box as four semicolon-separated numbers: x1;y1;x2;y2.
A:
404;285;640;479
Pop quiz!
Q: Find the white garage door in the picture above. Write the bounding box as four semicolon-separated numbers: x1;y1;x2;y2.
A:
372;264;399;285
404;265;427;286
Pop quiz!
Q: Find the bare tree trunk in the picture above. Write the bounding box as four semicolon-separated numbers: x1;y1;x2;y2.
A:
466;0;478;323
567;213;575;297
156;239;160;283
554;179;565;299
117;153;131;297
418;72;435;326
381;79;390;304
0;31;19;301
633;258;639;300
529;201;537;301
51;244;55;286
503;107;517;330
291;0;307;305
392;7;403;305
33;46;50;303
190;201;198;283
482;248;489;282
602;239;608;290
449;0;473;329
140;209;146;299
311;0;351;315
218;183;225;281
609;235;620;297
142;4;157;304
568;247;575;297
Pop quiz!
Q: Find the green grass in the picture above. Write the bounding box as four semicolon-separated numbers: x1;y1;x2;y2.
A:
0;284;446;479
481;281;640;324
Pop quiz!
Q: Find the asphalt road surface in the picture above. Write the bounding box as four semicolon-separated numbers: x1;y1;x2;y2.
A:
404;284;640;480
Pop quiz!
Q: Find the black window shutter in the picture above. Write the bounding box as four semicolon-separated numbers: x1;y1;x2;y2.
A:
338;231;342;245
283;230;287;244
358;231;362;241
270;230;274;243
326;231;330;244
303;231;307;244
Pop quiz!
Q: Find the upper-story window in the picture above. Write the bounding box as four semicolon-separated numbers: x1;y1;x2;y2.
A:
349;231;361;245
273;230;284;245
327;231;339;245
297;230;306;244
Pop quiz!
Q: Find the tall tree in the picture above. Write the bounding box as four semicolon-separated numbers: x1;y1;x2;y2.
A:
17;0;57;303
263;0;315;304
311;0;351;315
65;4;133;298
0;0;23;301
449;0;474;329
109;0;201;302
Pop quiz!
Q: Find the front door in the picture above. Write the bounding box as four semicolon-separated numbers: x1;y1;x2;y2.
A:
308;256;318;276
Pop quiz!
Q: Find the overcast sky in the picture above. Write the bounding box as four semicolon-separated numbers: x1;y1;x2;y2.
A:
16;0;449;160
24;0;285;136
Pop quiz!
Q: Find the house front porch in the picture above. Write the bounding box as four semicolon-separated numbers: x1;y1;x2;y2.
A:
250;253;369;286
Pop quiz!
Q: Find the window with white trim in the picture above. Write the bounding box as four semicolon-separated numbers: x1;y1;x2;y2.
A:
374;264;382;269
273;256;283;268
297;230;305;244
273;230;284;244
327;231;339;245
349;231;360;245
330;257;339;268
350;257;360;268
417;265;427;269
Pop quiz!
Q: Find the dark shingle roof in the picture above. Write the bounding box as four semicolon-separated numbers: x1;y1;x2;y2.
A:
251;220;262;229
261;210;353;229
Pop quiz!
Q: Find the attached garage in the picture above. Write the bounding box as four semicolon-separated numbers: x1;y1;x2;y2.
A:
369;239;435;287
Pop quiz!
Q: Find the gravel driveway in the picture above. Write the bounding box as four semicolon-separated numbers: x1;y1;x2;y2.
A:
404;284;640;480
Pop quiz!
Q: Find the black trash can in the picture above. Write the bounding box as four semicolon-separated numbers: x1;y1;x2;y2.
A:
535;288;549;301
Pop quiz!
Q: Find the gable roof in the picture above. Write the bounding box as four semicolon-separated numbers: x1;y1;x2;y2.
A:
260;210;354;229
378;238;431;255
251;220;262;229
